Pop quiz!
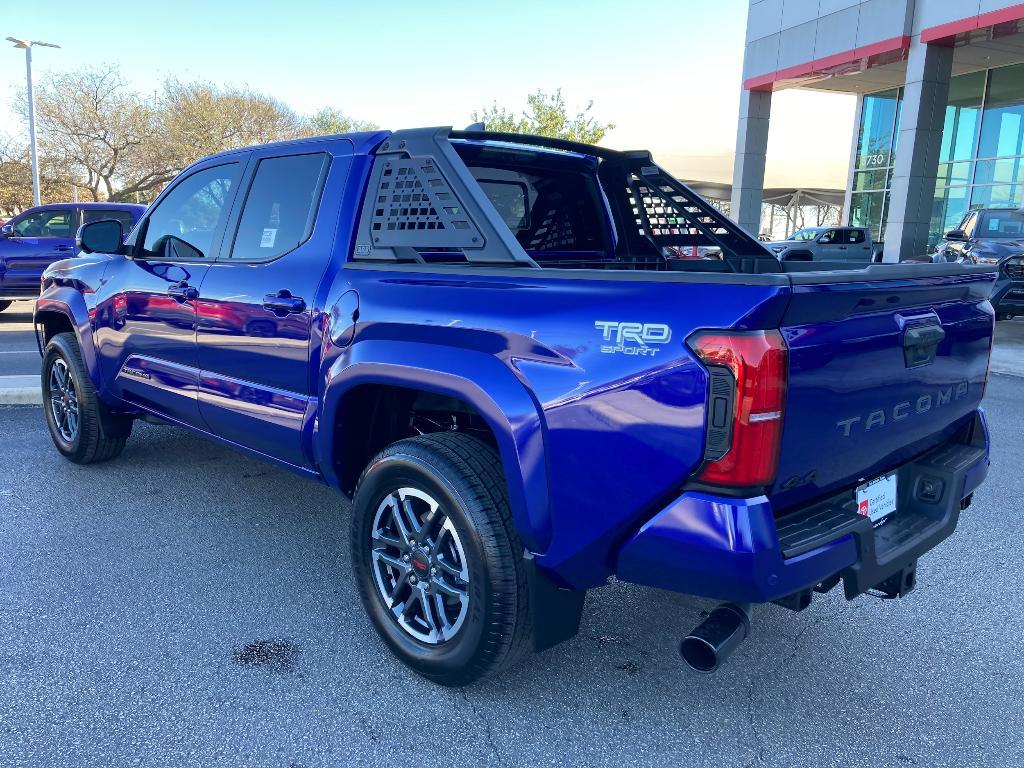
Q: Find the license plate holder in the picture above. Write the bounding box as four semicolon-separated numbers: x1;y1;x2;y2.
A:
856;472;898;526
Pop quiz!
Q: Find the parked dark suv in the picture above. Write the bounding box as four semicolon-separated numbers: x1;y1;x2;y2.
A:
935;208;1024;319
0;202;146;312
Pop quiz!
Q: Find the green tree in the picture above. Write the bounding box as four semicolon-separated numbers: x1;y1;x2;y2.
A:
471;89;614;144
301;107;378;136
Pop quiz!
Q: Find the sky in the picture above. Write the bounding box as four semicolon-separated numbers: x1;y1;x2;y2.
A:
0;0;857;189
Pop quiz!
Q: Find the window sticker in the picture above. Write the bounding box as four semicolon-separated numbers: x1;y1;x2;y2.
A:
988;218;1001;231
260;228;278;248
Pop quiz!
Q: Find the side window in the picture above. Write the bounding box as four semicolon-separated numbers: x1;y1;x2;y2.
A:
141;163;240;260
962;212;977;237
84;209;137;231
12;209;75;238
847;229;866;244
229;153;329;262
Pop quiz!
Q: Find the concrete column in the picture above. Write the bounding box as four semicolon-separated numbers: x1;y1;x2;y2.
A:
882;40;954;262
843;94;865;225
730;88;772;237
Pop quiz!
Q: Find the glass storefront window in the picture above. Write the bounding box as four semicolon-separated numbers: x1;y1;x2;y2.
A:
979;63;1024;160
936;162;973;186
969;184;1023;210
974;157;1024;186
853;168;890;191
940;71;985;163
931;186;970;245
850;191;888;241
850;64;1024;245
856;89;900;170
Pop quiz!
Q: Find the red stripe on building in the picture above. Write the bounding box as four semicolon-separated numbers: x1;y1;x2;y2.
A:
743;36;910;91
921;3;1024;44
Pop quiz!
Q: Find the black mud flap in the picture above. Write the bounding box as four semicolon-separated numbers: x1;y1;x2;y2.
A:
524;556;585;653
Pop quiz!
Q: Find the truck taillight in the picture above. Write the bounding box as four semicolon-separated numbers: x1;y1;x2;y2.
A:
688;330;788;487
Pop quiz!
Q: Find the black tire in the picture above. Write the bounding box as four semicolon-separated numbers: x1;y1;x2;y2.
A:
42;332;132;464
351;432;531;686
0;300;11;313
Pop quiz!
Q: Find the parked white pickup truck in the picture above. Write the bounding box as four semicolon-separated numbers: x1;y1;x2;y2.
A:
767;226;881;263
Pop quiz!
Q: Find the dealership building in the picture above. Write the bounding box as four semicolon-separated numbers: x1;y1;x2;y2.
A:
735;1;1024;260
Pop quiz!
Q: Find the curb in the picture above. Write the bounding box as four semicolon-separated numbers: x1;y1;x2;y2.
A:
0;376;42;405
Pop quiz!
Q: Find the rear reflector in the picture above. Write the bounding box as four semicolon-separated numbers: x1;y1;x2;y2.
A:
688;330;788;487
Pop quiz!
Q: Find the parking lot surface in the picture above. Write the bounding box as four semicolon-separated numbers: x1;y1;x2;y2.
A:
0;301;38;377
1;377;1023;768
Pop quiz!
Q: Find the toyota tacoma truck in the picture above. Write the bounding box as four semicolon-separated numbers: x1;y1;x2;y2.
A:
0;202;145;312
35;128;994;685
767;225;881;264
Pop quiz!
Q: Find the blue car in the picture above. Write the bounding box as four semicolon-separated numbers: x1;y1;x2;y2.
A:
0;202;145;311
34;128;994;684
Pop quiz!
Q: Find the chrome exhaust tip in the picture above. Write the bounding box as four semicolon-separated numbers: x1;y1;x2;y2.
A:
679;602;751;673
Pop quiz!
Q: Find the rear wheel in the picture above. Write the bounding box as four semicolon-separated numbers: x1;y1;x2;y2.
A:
42;332;132;464
351;432;531;686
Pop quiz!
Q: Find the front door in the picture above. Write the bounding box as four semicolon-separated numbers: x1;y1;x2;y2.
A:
196;147;343;468
95;161;244;426
0;207;76;295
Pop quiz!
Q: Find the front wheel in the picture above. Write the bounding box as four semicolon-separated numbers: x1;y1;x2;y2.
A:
42;332;132;464
350;432;531;686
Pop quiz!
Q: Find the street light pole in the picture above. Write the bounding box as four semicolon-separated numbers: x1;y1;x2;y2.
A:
24;44;39;207
6;37;61;208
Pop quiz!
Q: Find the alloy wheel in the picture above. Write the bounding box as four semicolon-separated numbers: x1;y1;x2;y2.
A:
48;358;80;443
369;487;470;645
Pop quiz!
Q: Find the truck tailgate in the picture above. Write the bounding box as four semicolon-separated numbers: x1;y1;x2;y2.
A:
771;266;996;511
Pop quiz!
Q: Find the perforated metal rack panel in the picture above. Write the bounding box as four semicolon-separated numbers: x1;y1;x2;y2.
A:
352;127;538;265
368;156;480;245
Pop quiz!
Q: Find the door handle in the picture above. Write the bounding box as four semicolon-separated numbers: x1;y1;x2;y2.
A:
55;245;74;251
262;291;306;315
167;281;199;301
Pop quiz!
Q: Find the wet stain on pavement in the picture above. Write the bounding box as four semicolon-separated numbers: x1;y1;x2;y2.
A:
232;639;301;673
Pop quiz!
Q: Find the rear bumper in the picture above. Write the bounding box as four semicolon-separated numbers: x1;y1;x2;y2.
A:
614;409;989;603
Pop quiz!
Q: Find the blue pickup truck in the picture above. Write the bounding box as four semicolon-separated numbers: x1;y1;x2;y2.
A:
0;202;145;312
34;128;994;685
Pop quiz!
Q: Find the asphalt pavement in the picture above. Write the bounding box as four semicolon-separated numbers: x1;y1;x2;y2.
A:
0;301;38;376
1;377;1023;767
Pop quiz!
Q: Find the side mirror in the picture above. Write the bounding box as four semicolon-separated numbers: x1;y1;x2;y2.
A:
816;234;832;244
77;219;124;254
945;229;967;241
0;223;13;237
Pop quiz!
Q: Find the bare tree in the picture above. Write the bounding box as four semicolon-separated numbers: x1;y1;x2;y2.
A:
12;64;379;205
0;137;75;215
24;65;176;203
160;79;302;167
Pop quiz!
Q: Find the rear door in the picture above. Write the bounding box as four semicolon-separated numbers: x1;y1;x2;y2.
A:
771;266;995;511
96;161;245;425
0;208;76;294
196;143;343;468
841;228;873;261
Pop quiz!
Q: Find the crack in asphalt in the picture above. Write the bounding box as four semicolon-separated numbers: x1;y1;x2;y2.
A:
744;612;826;767
459;689;506;767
